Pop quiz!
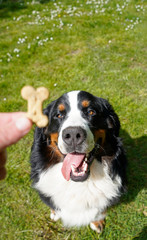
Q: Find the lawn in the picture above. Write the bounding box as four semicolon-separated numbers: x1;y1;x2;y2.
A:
0;0;146;239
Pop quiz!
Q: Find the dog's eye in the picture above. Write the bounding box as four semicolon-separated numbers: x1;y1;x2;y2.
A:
56;113;64;119
88;110;96;116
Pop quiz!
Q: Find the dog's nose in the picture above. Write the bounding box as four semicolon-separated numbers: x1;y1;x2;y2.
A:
62;127;87;147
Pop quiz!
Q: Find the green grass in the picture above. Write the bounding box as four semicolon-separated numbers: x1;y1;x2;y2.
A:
0;0;147;239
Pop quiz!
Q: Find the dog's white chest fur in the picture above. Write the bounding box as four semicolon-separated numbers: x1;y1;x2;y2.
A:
35;160;121;226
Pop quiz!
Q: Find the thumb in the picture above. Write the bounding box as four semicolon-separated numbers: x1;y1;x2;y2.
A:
15;117;32;137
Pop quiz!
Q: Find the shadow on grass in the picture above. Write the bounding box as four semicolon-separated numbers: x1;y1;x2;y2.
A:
134;226;147;239
0;0;51;18
120;129;147;203
0;0;27;18
39;0;51;3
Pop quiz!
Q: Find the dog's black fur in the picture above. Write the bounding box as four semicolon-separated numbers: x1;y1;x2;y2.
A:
30;91;127;231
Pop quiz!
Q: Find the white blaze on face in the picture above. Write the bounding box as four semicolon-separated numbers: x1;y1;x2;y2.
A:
58;91;94;154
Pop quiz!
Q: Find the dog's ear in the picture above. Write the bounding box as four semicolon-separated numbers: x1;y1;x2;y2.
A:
43;100;56;135
32;100;56;144
97;98;120;137
105;103;120;137
43;100;56;118
106;113;120;136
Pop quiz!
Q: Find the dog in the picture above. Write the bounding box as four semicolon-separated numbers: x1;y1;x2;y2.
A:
30;90;127;233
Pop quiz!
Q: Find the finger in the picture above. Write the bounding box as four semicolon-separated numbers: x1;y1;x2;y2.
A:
0;115;32;149
0;112;26;124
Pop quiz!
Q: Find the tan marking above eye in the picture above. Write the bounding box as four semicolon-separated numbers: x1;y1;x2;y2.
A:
81;100;90;108
58;104;65;111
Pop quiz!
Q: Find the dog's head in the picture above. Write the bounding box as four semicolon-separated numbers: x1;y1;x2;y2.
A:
41;91;120;182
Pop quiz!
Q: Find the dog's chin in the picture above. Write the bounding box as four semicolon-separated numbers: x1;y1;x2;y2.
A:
70;169;90;182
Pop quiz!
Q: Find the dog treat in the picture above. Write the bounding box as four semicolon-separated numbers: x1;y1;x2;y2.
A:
21;86;49;128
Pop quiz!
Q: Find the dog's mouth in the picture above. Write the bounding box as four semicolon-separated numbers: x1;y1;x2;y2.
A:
61;152;94;182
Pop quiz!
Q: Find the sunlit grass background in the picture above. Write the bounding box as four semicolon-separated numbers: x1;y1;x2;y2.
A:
0;0;146;239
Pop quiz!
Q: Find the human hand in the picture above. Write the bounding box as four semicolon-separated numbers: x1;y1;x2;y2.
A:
0;112;32;180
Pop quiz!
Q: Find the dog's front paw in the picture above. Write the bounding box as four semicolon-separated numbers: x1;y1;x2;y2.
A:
50;209;60;222
90;220;105;233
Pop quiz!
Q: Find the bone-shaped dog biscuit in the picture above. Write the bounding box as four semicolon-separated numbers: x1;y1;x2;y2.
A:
21;86;49;128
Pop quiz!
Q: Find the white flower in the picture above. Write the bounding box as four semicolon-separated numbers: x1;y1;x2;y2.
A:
14;48;20;53
38;40;43;46
28;43;31;49
7;53;11;57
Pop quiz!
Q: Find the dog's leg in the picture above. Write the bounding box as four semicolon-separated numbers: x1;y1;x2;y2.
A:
90;212;106;233
50;209;60;222
90;219;105;233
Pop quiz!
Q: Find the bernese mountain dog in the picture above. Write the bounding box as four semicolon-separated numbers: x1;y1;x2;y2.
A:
31;90;127;233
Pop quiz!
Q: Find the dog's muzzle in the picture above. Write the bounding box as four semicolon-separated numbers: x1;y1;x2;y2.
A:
62;126;87;153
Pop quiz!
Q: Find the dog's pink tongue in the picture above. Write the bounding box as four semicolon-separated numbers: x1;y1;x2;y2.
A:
61;153;85;181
